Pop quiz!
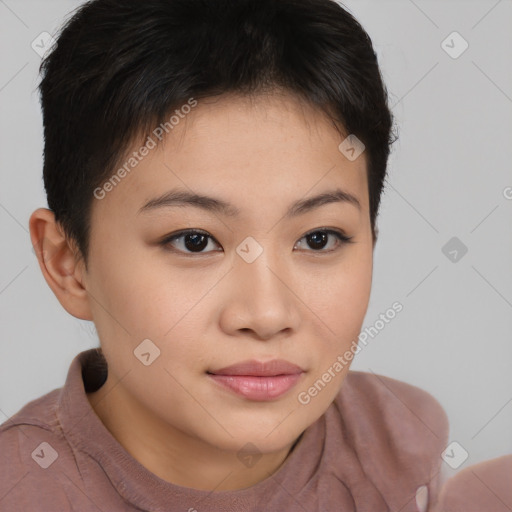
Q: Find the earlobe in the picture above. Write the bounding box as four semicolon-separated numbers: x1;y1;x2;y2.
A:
29;208;93;321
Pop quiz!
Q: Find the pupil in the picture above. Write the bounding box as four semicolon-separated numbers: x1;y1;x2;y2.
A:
308;231;327;250
185;233;208;251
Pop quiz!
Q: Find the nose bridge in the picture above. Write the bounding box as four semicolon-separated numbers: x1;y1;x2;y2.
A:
236;245;288;303
222;243;300;338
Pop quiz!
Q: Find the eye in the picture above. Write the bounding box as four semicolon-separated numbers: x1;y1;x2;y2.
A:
160;229;222;255
294;228;353;252
159;227;353;256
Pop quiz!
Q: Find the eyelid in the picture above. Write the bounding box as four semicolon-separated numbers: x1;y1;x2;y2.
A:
160;228;214;241
301;227;352;241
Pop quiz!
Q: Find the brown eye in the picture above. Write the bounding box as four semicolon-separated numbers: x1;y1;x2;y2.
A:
306;231;328;250
295;229;353;252
183;233;209;252
160;230;222;254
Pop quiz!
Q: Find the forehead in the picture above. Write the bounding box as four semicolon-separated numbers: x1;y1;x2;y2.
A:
92;92;369;221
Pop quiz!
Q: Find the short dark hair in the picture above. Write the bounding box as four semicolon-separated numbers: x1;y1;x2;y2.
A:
39;0;396;268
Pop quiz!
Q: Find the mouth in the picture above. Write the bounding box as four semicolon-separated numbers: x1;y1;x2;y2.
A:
206;359;305;401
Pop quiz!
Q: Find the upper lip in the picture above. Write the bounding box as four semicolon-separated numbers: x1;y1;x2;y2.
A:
208;359;304;377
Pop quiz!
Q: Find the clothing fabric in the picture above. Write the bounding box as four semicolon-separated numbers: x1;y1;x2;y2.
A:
436;454;512;512
0;349;450;511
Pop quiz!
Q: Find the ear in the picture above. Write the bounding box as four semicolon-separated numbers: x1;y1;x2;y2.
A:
372;225;379;252
29;208;93;320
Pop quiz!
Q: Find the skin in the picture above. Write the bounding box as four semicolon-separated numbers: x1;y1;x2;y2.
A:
29;91;375;491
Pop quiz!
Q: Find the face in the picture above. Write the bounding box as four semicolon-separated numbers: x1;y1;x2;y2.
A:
82;92;373;456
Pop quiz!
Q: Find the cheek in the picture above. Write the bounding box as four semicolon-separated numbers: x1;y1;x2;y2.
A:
87;257;208;389
294;258;372;413
89;240;210;341
301;253;372;338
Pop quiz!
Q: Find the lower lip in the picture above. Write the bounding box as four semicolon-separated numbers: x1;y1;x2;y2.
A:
207;373;304;401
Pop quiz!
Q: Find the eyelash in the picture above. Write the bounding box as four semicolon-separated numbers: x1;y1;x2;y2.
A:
159;228;354;256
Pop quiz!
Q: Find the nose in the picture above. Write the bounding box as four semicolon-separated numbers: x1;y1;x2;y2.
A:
218;250;302;341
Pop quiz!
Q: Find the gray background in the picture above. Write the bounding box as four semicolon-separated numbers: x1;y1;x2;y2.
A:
0;0;511;476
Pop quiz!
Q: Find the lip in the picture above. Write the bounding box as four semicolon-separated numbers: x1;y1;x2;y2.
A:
208;359;304;377
207;359;305;401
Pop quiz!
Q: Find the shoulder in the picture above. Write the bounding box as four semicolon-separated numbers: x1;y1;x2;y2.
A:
436;454;512;512
0;390;79;511
338;370;449;439
331;370;449;507
337;370;449;457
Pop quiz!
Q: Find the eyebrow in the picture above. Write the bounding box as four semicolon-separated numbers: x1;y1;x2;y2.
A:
137;187;361;218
